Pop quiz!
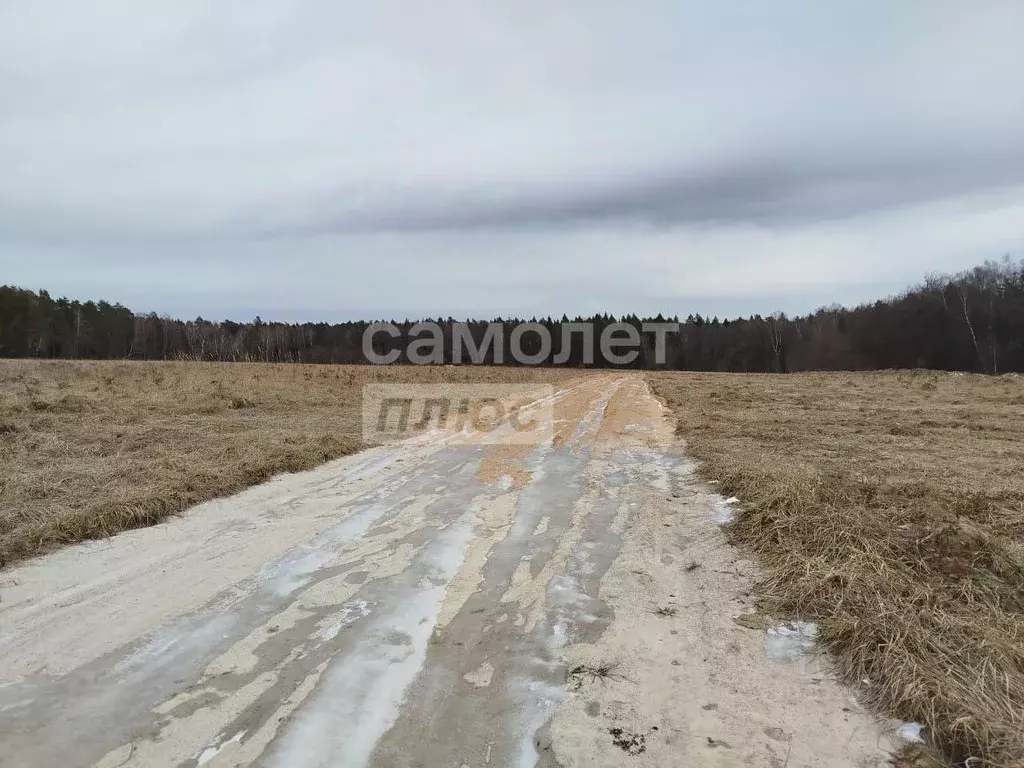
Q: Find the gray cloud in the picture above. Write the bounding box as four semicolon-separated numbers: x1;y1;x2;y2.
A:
282;149;1024;236
1;1;1023;318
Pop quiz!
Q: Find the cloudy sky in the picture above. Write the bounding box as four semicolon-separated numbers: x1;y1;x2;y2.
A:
2;2;1023;322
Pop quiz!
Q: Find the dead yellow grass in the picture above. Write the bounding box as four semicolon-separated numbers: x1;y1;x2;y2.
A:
646;370;1024;767
0;359;572;566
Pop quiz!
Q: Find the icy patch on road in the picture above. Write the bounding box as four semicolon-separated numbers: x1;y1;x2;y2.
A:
265;518;475;768
568;383;619;446
114;613;238;676
316;600;372;643
197;729;246;765
268;589;444;768
259;499;398;597
511;677;567;768
642;458;672;491
261;547;335;597
546;574;592;651
0;698;33;715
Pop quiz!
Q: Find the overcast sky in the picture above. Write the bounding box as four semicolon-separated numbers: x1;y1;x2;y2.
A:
2;2;1023;322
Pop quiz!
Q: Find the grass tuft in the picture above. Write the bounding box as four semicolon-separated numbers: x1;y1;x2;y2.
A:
566;661;623;691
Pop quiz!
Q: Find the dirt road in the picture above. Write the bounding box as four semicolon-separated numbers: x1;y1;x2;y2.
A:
0;376;896;767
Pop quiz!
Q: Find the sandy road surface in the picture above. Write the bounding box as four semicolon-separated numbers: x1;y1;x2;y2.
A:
0;376;897;767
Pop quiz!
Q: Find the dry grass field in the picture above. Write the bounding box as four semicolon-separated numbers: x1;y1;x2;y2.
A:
646;370;1024;767
6;361;1024;765
0;360;573;567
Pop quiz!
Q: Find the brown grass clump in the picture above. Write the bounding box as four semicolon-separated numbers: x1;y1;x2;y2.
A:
0;360;572;566
646;370;1024;767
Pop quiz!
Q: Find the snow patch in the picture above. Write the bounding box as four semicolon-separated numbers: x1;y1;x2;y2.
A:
713;495;739;524
897;722;925;743
765;621;818;662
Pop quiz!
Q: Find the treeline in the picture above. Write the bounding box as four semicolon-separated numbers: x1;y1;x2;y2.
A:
2;257;1023;372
